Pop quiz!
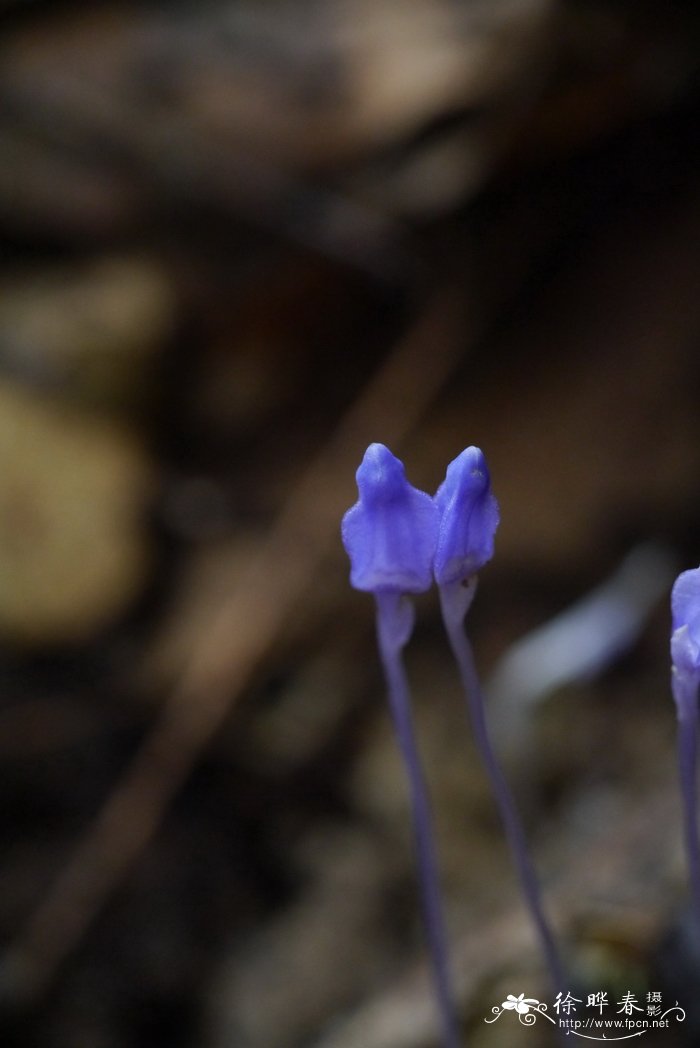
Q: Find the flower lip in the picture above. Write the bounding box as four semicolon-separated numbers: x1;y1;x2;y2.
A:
341;443;438;594
433;446;499;586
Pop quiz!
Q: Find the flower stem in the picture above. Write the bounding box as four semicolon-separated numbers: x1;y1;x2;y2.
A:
375;591;461;1048
439;581;566;995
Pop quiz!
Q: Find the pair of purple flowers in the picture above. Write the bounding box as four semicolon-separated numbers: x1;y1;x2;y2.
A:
342;444;562;1048
342;443;498;598
343;444;700;1047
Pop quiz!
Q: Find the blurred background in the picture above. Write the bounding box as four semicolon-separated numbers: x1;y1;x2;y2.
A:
1;0;700;1045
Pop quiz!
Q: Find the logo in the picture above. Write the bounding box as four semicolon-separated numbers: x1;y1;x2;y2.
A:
484;990;686;1041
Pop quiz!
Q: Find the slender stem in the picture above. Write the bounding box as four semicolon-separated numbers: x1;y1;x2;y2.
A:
439;582;566;994
374;591;461;1048
677;703;700;933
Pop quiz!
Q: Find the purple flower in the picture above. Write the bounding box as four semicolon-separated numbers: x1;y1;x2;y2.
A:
433;447;564;991
341;443;438;594
671;568;700;690
670;567;700;929
341;445;459;1046
433;447;499;586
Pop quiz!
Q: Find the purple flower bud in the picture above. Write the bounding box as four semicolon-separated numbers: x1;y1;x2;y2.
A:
341;443;438;594
433;447;499;586
671;567;700;712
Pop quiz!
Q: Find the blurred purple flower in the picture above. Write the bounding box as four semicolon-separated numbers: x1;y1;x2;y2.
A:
671;568;700;705
670;566;700;931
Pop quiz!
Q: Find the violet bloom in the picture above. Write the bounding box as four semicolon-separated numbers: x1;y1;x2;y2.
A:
342;443;437;596
342;444;459;1048
671;567;700;926
434;446;499;587
671;568;700;716
434;447;565;993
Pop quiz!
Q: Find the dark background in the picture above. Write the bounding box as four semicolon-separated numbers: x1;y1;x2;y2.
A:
1;1;700;1045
